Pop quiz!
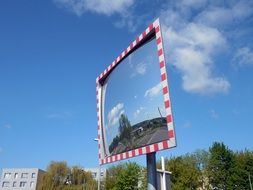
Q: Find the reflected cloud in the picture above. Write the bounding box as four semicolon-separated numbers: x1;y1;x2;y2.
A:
108;103;125;128
144;82;163;99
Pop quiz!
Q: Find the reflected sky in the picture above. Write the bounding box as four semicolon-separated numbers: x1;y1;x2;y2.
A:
103;38;166;154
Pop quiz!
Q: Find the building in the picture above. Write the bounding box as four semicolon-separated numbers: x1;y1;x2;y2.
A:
84;168;106;181
0;168;44;190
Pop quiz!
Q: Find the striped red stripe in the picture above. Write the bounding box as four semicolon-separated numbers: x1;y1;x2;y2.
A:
168;130;174;138
136;37;140;43
156;37;161;45
142;31;146;38
146;146;150;153
149;24;153;31
163;141;169;149
160;61;165;68
163;86;168;94
130;43;133;49
166;115;172;123
164;100;170;108
155;26;160;33
161;73;166;81
138;148;143;155
154;143;159;151
132;150;136;157
158;48;163;56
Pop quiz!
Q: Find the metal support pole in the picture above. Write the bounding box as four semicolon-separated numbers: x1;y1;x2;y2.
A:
161;157;166;190
147;152;157;190
249;172;253;190
98;166;101;190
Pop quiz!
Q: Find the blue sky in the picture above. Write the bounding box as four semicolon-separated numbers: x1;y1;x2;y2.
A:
1;0;253;172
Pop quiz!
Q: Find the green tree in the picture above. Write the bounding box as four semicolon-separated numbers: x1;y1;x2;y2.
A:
105;164;124;190
207;142;235;190
165;156;201;190
229;150;253;189
185;149;210;189
115;162;142;190
105;162;145;190
39;161;70;190
39;161;97;190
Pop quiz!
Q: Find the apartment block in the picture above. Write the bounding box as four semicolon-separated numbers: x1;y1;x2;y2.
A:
84;168;106;181
0;168;44;190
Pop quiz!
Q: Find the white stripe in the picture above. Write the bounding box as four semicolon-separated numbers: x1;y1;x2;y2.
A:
127;46;131;52
112;61;116;67
153;18;159;28
103;70;107;75
112;156;115;162
139;34;143;41
163;92;169;102
100;73;103;78
160;66;166;75
142;147;146;154
135;149;139;156
117;56;120;63
158;142;163;150
149;144;154;152
145;27;150;34
96;77;99;83
159;55;165;63
157;43;162;50
167;121;174;131
156;31;161;39
165;107;172;116
133;40;136;47
123;152;126;159
161;79;168;88
122;51;125;58
129;151;132;157
169;138;176;147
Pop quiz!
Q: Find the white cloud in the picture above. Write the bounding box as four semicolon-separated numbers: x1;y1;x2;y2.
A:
54;0;134;16
133;106;145;118
181;0;207;9
182;121;192;128
108;103;124;128
233;47;253;66
195;1;253;28
136;63;147;75
144;82;163;98
130;62;148;78
47;111;72;119
3;124;12;129
161;16;230;95
210;109;219;119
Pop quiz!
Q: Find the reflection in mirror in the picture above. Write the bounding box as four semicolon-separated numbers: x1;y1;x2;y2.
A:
102;38;169;156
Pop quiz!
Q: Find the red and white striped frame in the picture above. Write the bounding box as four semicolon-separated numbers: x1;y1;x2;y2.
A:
96;18;176;165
